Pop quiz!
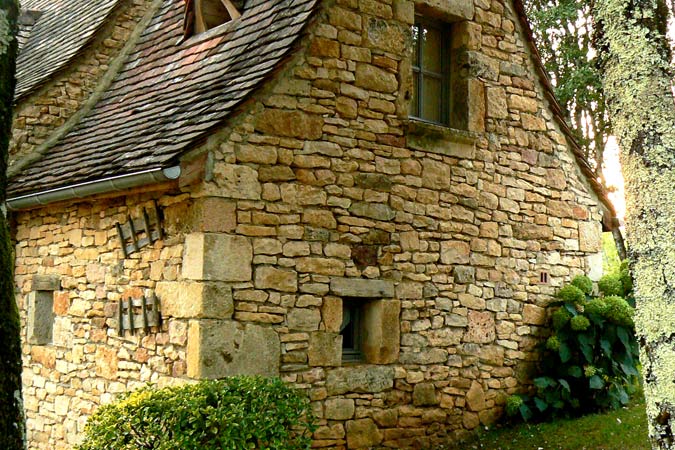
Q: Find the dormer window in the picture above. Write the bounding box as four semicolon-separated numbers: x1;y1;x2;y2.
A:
195;0;241;33
181;0;241;41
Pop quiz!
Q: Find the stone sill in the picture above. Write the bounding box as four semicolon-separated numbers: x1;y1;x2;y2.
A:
407;119;480;159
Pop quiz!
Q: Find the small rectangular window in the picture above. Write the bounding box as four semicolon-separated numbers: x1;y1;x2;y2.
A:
26;275;60;345
410;17;450;126
340;298;363;362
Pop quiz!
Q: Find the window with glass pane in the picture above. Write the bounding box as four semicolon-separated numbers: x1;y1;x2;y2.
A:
410;17;449;125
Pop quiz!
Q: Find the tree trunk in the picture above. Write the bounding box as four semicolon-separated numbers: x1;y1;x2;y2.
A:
0;1;22;449
596;0;675;447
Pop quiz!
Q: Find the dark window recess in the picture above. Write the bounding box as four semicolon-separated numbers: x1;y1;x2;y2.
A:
410;17;451;125
540;271;550;284
340;299;363;362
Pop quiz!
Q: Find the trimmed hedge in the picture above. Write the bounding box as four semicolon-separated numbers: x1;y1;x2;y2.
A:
77;377;316;450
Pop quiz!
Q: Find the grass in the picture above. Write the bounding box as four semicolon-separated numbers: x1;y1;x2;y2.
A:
459;396;649;450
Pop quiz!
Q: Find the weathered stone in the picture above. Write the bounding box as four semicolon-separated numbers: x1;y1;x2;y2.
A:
346;418;383;449
157;281;233;319
255;109;323;139
355;63;397;93
349;202;395;220
326;366;395;395
95;346;118;379
309;332;342;366
399;348;448;364
255;266;298;292
322;296;342;332
330;278;394;297
441;241;470;264
453;266;475;283
464;311;495;344
466;381;487;412
486;87;508;119
578;221;602;252
413;382;438;406
182;233;252;281
325;398;355;420
523;304;546;325
513;224;553;240
212;164;261;199
287;308;322;331
421;159;451;189
187;320;280;378
365;17;407;54
362;300;401;364
296;257;345;276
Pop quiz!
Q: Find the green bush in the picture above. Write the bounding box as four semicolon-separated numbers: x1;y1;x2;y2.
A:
507;269;639;422
571;275;593;295
77;377;316;450
598;274;623;297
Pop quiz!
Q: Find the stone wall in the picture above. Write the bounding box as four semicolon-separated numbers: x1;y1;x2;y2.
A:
13;0;606;448
9;0;150;167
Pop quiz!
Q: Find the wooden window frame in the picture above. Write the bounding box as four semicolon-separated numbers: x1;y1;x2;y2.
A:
410;16;451;126
194;0;241;34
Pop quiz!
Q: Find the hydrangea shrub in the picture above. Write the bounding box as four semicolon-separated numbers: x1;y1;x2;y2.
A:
76;377;316;450
507;274;639;421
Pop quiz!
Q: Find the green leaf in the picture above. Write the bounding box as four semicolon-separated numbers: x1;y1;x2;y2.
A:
589;375;604;389
600;338;612;357
558;341;572;363
558;379;571;392
617;326;632;351
534;397;549;412
567;365;582;378
534;377;557;389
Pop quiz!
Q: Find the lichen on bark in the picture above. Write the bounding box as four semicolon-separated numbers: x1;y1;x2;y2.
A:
596;0;675;447
0;1;22;449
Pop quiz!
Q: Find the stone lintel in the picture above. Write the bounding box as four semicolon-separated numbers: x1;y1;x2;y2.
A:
326;366;395;396
415;0;474;21
32;274;60;291
329;278;394;298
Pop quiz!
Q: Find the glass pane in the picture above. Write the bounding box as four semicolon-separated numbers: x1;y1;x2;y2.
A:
421;26;442;73
410;72;419;116
421;76;442;122
411;24;419;67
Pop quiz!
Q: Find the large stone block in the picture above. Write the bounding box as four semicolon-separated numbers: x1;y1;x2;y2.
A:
329;278;394;298
346;418;383;449
326;366;395;395
441;240;470;264
212;164;261;199
579;221;602;252
182;233;252;281
255;266;298;292
325;398;355;420
309;332;342;366
464;311;496;343
362;300;401;364
187;320;280;379
413;382;438;406
156;281;233;319
255;109;323;139
355;63;398;93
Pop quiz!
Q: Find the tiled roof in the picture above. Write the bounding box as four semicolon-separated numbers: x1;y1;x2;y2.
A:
15;0;121;99
8;0;318;198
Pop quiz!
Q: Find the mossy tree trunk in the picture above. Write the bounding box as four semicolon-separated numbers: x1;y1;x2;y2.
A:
0;1;22;449
596;0;675;447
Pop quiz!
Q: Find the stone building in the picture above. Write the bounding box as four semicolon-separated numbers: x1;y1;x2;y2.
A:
8;0;617;448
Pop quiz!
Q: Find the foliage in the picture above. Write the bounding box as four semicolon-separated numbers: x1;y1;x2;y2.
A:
602;232;621;274
77;377;316;450
522;0;610;179
507;273;639;422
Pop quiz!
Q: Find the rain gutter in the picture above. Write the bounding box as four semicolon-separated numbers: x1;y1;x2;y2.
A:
6;165;181;211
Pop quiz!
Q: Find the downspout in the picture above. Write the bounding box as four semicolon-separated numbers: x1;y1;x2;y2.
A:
6;165;181;211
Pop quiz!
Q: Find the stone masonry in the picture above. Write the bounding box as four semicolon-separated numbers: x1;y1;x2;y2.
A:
11;0;607;448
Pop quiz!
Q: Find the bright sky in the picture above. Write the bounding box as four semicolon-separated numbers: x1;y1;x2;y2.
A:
603;137;626;222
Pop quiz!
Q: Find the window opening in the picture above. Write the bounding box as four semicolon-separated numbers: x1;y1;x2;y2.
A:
539;271;550;284
340;298;363;362
181;0;241;42
410;16;450;125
